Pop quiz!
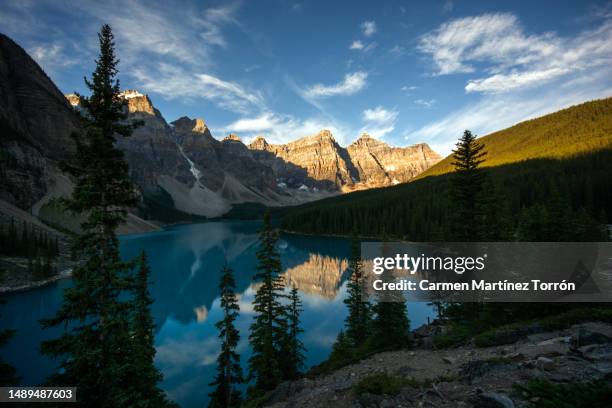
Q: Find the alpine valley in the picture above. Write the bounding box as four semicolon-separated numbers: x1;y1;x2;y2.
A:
0;33;441;231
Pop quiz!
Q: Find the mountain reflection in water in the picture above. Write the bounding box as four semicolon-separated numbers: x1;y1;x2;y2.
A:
0;220;435;408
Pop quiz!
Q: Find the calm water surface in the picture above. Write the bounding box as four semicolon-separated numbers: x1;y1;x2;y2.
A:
1;220;435;407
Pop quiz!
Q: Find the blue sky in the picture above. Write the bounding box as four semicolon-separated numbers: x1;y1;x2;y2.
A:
2;0;612;155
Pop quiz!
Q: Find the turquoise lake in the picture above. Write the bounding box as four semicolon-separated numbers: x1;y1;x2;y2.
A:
0;220;435;407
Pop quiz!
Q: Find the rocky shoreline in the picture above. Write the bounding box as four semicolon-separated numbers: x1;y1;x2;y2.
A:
0;267;72;294
263;321;612;407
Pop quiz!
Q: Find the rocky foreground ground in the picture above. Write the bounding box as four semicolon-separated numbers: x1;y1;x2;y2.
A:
265;322;612;407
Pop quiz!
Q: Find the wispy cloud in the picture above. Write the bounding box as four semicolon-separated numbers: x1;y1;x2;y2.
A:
198;2;241;47
244;64;261;73
442;1;454;14
132;63;264;114
363;106;398;123
220;111;354;145
414;99;436;108
349;40;364;50
350;40;377;53
301;71;368;99
361;20;377;37
76;0;236;66
28;42;77;70
26;0;248;112
406;83;612;156
464;67;570;93
418;12;612;93
361;106;398;138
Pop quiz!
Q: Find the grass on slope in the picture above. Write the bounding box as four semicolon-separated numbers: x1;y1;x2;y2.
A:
418;97;612;179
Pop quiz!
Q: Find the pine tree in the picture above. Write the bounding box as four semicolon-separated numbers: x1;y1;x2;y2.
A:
279;287;305;381
8;218;17;255
209;263;243;408
0;299;20;386
477;178;512;241
371;266;412;351
20;222;29;258
128;252;169;407
450;130;487;241
343;231;372;348
40;24;167;407
248;212;286;395
328;330;354;367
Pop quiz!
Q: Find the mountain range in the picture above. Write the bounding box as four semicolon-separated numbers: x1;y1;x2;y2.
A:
281;97;612;238
0;32;441;227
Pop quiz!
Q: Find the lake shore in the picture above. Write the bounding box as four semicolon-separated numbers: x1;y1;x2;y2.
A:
264;320;612;408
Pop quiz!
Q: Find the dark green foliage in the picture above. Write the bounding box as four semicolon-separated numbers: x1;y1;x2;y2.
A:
209;264;243;408
472;307;612;348
323;233;409;373
30;255;56;280
0;218;60;260
0;299;20;386
476;177;513;241
371;299;412;350
353;373;405;397
514;379;612;408
449;130;487;241
278;287;305;381
432;306;612;349
343;232;372;348
325;330;355;370
140;189;207;223
40;25;172;407
370;249;412;351
323;233;410;374
248;212;287;394
281;150;611;241
128;252;170;408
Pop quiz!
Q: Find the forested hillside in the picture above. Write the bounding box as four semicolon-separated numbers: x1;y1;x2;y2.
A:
419;97;612;178
280;98;612;240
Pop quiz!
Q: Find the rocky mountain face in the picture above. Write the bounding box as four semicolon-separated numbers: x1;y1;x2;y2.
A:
347;133;442;186
0;34;79;209
112;90;193;191
249;131;442;191
0;32;441;222
249;130;356;190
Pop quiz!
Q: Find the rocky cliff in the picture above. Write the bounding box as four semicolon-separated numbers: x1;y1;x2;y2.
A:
0;34;159;235
249;130;356;190
0;34;79;209
347;133;442;187
0;32;441;222
249;131;442;191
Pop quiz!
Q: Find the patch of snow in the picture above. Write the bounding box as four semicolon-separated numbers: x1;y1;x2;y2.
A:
177;144;202;182
298;184;309;191
392;178;400;185
277;182;287;189
385;165;397;171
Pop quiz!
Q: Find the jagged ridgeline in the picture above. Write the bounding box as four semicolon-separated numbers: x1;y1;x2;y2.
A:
0;32;442;229
280;98;612;239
